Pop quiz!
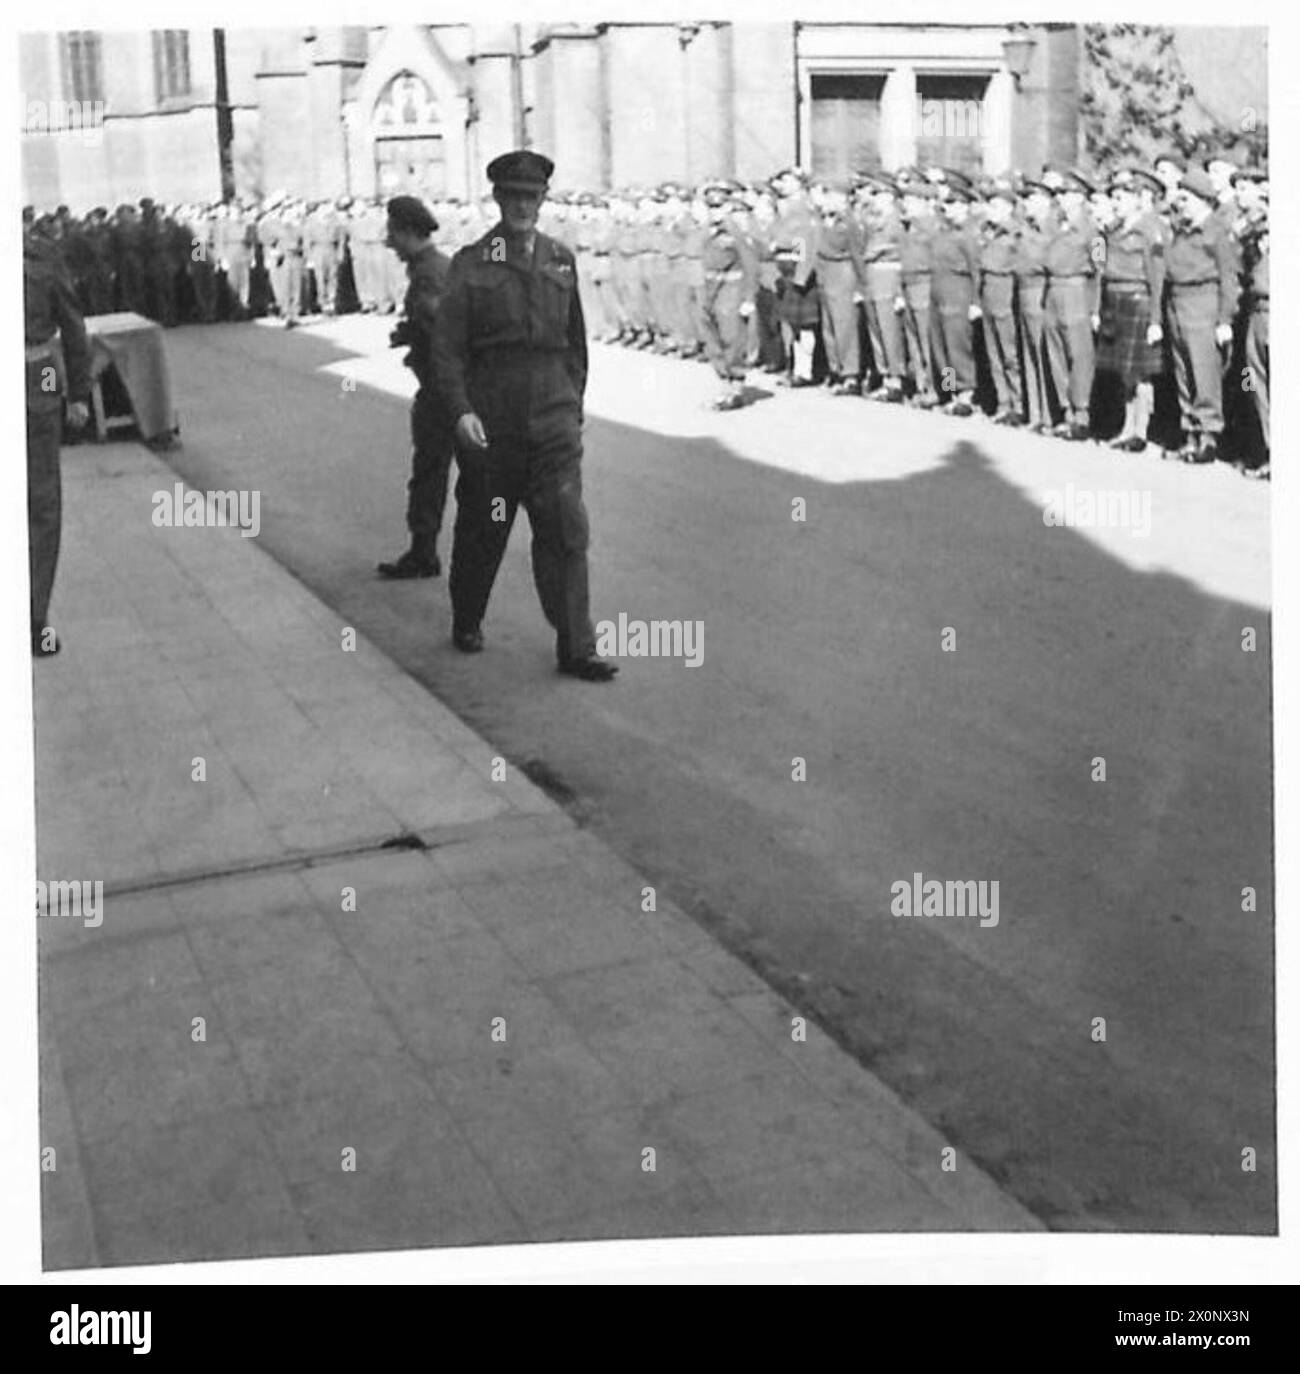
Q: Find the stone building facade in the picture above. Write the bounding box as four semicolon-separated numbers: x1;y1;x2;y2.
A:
19;21;1264;210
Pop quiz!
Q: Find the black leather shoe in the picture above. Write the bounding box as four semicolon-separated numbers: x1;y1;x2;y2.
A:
558;656;619;682
1187;439;1218;465
452;627;485;653
378;551;440;579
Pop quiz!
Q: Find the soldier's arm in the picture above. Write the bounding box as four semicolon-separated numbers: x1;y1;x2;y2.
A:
430;253;473;420
1214;224;1241;326
1145;231;1165;304
567;268;589;401
51;257;91;402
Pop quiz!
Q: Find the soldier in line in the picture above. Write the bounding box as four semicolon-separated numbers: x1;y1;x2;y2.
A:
976;184;1024;425
1163;168;1240;464
1097;168;1167;452
1235;168;1269;478
814;177;866;395
928;178;980;416
1014;178;1055;433
769;167;821;387
377;195;456;580
431;149;616;681
859;176;907;403
25;217;91;656
897;180;940;408
1041;169;1102;440
698;179;759;411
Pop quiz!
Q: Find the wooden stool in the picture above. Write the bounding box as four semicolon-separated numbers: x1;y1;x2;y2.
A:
89;368;137;443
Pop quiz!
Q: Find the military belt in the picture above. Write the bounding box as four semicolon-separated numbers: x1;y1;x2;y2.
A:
704;269;744;282
1169;279;1217;289
1048;273;1088;282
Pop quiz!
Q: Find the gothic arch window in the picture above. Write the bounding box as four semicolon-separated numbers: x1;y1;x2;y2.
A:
372;71;446;198
372;71;441;136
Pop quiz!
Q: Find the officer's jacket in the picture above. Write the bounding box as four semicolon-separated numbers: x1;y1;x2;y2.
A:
814;213;866;285
862;210;903;269
977;222;1019;284
1012;220;1052;284
929;220;980;289
1044;210;1101;279
700;219;759;300
432;226;587;422
1166;212;1240;325
1103;214;1165;298
25;234;90;413
898;217;935;278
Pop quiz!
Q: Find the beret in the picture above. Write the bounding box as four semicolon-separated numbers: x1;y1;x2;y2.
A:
486;149;554;189
386;195;438;235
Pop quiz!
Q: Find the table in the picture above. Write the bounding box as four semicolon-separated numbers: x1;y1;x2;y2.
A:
84;312;179;445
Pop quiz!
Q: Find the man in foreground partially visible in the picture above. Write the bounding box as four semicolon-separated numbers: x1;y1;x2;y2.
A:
431;149;617;682
24;218;90;657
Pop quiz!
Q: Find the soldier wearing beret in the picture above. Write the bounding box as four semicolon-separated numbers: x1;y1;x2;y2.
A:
897;182;939;408
1163;168;1240;463
1042;170;1103;440
699;180;760;410
376;195;456;580
814;178;867;395
431;150;616;681
25;221;91;655
976;186;1025;424
858;178;907;403
929;182;981;415
1013;179;1055;432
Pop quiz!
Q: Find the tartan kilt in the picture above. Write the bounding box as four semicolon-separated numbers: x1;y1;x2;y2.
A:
1096;282;1164;386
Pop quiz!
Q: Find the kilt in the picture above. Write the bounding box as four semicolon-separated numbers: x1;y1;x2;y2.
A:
775;271;822;330
1096;282;1164;387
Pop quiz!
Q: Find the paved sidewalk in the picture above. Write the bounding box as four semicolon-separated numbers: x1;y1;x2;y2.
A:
37;442;1039;1270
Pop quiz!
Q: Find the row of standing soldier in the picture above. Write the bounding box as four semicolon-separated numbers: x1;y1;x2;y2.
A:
27;150;1268;475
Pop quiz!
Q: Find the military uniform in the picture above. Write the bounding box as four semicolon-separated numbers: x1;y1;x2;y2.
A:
699;199;759;389
1012;210;1053;430
25;233;90;648
928;207;979;407
861;194;907;397
1164;176;1239;453
1042;192;1102;434
1239;209;1269;452
977;203;1023;420
432;151;608;675
815;201;866;389
383;202;456;575
898;198;938;404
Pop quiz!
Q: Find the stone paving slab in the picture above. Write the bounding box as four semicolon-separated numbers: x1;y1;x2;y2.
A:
36;444;1041;1270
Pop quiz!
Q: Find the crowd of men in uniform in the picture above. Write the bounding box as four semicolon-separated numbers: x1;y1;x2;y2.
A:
27;146;1269;479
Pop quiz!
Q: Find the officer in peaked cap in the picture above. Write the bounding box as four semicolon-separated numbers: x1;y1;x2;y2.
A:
431;150;617;681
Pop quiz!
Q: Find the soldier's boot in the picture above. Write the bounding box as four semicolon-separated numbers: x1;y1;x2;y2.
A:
378;547;440;579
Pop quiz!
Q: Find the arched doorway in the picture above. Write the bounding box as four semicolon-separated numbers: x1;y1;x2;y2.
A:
372;70;446;198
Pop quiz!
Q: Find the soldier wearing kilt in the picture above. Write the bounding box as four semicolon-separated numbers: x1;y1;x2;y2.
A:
1098;169;1167;452
1234;168;1269;477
